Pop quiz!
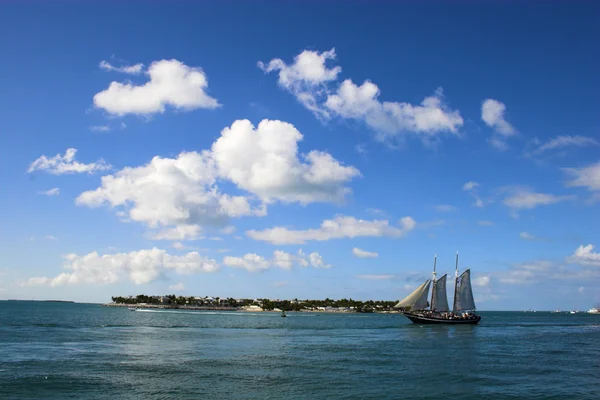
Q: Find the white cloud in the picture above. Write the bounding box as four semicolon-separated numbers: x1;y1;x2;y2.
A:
567;244;600;267
77;119;360;238
171;242;186;250
463;181;479;191
519;232;536;241
38;188;60;196
222;253;271;272
21;248;219;287
472;275;491;287
325;83;463;142
478;220;494;227
168;282;185;291
481;99;516;136
90;125;111;132
223;249;330;272
463;181;484;207
499;260;553;285
76;151;262;232
434;204;457;213
563;161;600;192
578;286;585;294
258;48;341;120
152;225;204;241
356;274;394;280
212;119;360;204
309;252;331;269
247;215;416;245
209;236;223;241
503;187;573;210
533;135;599;155
260;49;463;143
44;235;58;241
94;59;220;116
99;60;144;75
28;148;111;175
352;247;379;259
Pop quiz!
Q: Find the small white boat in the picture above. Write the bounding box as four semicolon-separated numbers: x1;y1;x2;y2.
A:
588;308;599;314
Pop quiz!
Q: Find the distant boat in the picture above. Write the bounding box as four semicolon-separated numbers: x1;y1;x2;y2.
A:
587;308;599;314
394;253;481;325
570;304;578;314
281;310;287;318
551;309;561;313
128;307;136;311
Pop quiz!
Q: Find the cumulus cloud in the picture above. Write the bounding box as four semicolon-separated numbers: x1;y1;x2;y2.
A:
77;119;360;239
76;151;262;234
212;119;360;204
567;244;600;267
258;48;341;120
260;49;463;144
502;187;574;211
99;60;144;75
563;161;600;192
21;248;218;287
223;249;329;272
247;215;416;245
38;188;60;196
482;99;517;150
27;148;111;175
481;99;516;136
325;83;463;142
352;247;379;258
94;59;220;116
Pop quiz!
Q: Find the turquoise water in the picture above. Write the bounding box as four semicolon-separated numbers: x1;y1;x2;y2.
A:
1;302;599;399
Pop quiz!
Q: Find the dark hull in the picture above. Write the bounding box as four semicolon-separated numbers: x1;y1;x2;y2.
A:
403;312;481;325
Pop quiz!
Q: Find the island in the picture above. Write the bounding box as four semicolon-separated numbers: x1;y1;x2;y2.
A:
105;294;401;313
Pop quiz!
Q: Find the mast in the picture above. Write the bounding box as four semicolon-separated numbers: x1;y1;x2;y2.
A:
452;251;459;313
430;254;437;310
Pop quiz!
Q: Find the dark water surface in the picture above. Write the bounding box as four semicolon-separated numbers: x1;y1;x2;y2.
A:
1;302;600;399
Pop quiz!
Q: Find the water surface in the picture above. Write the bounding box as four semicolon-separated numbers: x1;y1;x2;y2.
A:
1;302;599;399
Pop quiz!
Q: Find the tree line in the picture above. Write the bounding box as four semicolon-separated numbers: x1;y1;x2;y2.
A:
111;295;398;312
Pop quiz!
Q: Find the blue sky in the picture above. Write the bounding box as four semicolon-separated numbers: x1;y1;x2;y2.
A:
1;1;599;310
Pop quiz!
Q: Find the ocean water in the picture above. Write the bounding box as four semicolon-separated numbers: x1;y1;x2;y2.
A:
1;302;599;399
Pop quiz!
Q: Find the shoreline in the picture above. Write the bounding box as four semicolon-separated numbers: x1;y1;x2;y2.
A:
102;303;402;314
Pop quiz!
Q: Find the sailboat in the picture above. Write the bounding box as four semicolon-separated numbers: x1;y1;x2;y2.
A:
394;253;481;325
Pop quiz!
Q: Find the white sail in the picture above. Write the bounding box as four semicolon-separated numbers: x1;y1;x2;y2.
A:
453;269;476;311
395;279;431;310
431;274;449;312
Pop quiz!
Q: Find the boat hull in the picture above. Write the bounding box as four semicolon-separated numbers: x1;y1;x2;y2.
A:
403;312;481;325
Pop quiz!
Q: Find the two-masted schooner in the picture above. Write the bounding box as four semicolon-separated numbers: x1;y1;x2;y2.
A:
394;253;481;325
